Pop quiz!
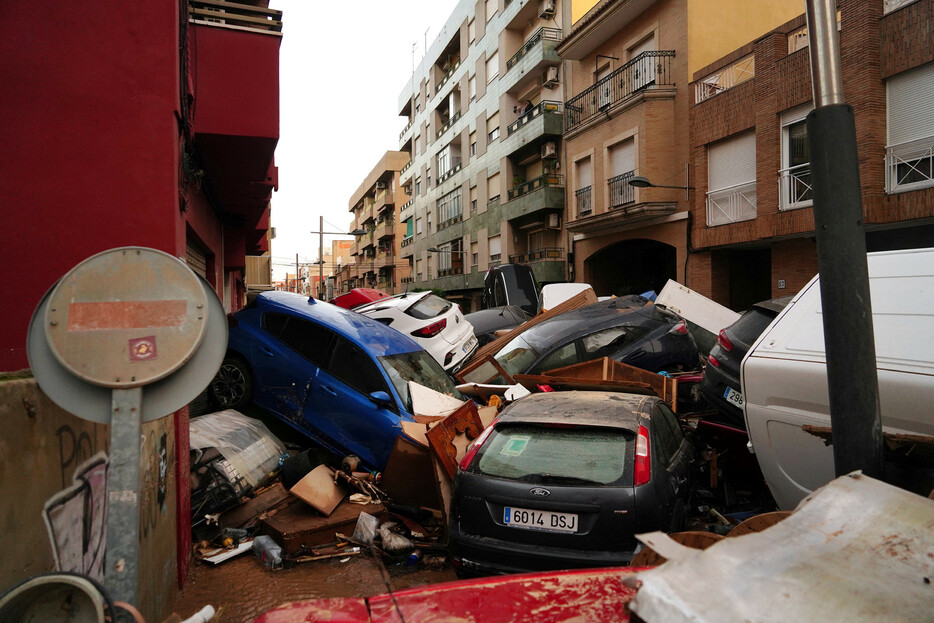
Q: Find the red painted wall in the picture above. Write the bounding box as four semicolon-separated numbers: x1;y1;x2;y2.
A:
0;2;181;371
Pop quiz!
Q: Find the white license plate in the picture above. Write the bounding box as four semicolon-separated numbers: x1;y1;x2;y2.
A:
724;386;744;408
504;506;578;533
462;336;478;354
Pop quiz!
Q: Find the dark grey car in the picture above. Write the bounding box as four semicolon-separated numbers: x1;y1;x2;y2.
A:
449;391;694;577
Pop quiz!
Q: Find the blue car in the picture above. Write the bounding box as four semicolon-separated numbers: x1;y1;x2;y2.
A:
209;291;463;470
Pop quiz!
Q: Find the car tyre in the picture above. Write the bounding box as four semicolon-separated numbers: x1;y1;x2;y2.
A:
210;356;253;411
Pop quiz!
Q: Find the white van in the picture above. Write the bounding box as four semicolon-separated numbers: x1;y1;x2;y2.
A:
742;247;934;510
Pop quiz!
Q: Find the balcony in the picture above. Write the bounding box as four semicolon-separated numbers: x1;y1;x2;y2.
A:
375;218;394;239
504;27;562;95
437;213;463;231
435;58;462;95
508;248;566;283
375;252;394;269
706;180;757;226
436;110;462;140
376;191;395;211
502;179;564;226
565;51;675;134
507;100;563;136
438;158;463;184
608;171;635;208
188;0;281;252
399;117;415;141
778;163;813;211
885;136;934;194
575;186;592;218
508;173;564;201
694;54;754;104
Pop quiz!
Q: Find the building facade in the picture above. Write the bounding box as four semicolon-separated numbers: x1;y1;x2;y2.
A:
557;0;801;298
345;151;412;294
688;0;934;309
395;0;571;312
0;1;280;616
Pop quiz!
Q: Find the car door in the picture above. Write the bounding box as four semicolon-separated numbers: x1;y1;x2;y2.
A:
307;333;404;470
651;402;692;531
249;312;332;426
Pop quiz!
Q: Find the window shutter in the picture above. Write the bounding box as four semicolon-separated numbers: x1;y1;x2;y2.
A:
576;158;592;189
489;235;501;256
887;62;934;147
708;131;756;192
609;139;635;177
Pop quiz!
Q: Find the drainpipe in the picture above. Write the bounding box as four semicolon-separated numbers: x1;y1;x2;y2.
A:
805;0;883;478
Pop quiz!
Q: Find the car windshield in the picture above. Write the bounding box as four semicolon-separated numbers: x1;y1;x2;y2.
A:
730;308;778;344
476;424;632;485
406;294;452;320
494;333;541;377
378;350;463;412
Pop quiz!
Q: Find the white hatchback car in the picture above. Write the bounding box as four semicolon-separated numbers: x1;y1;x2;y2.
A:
354;291;478;372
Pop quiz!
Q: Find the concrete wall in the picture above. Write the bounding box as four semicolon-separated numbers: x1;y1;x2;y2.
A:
0;375;178;622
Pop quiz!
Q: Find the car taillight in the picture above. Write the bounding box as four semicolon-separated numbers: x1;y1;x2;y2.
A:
411;318;447;338
669;321;688;335
444;351;455;366
458;420;498;471
707;354;720;367
634;425;651;486
718;329;734;352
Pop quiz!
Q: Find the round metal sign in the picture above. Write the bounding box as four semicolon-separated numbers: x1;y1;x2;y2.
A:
44;247;208;388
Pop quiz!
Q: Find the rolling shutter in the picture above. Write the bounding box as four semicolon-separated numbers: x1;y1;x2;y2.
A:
708;131;756;192
887;62;934;147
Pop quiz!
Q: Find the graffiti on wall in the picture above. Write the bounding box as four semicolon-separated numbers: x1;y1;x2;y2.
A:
42;452;108;583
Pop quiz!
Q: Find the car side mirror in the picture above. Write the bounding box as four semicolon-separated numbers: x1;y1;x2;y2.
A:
368;391;394;409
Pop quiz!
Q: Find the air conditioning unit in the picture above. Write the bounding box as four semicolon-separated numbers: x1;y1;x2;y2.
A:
376;181;387;189
548;213;561;228
539;0;556;19
541;141;557;159
543;66;559;88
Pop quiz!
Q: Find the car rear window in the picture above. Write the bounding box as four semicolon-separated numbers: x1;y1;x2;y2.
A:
729;308;778;343
405;294;452;320
475;424;632;485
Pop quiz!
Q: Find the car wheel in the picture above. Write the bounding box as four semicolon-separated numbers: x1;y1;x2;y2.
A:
210;356;253;411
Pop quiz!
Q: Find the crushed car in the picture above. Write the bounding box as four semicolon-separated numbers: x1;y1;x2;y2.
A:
208;291;463;470
448;390;694;577
354;291;478;372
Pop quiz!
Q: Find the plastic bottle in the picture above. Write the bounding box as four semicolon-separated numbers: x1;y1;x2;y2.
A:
406;549;422;566
252;535;283;569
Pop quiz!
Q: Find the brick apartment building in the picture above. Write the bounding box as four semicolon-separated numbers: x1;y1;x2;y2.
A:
343;151;413;294
689;0;934;309
557;0;800;297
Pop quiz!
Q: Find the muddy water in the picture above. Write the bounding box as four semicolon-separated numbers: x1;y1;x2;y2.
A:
172;552;459;622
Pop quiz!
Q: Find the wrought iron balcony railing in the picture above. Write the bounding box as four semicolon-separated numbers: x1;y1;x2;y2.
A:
608;171;635;208
565;51;675;133
436;110;462;140
575;186;592;218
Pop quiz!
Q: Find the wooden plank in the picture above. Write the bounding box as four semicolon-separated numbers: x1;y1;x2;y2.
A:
219;482;291;529
289;465;347;517
457;289;599;380
259;501;388;556
425;401;483;480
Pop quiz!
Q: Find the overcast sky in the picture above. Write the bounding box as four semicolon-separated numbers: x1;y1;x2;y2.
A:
268;0;459;279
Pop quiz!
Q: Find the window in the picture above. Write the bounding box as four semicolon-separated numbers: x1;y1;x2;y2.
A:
437;187;463;223
629;35;657;91
608;139;635;207
485;0;496;23
486;50;499;84
469;18;476;44
329;337;388;397
707;131;757;225
416;218;423;235
575;157;593;217
653;402;685;467
532;342;579;373
886;62;934;193
415;176;421;195
470;130;477;155
780;104;813;210
471;241;478;266
487;111;500;142
487;172;501;202
469;75;477;101
489;234;501;262
581;326;648;360
265;314;333;367
407;294;452;319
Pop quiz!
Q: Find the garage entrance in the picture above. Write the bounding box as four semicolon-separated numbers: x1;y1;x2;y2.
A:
585;239;677;297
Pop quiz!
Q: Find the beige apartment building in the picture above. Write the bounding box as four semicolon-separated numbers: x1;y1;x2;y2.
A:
342;151;412;294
